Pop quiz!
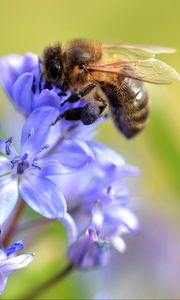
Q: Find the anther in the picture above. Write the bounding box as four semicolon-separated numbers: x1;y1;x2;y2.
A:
28;128;34;139
41;144;49;150
11;156;20;168
31;161;41;170
5;137;13;155
107;186;112;194
21;152;29;162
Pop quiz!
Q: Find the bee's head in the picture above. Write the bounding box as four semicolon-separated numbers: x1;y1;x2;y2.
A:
43;45;63;86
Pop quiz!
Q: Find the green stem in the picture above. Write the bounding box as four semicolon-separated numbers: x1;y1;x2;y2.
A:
2;200;25;247
22;262;74;299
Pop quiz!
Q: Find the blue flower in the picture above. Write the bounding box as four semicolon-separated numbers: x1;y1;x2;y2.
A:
0;239;34;294
0;53;38;106
0;106;94;226
0;53;85;116
60;142;140;269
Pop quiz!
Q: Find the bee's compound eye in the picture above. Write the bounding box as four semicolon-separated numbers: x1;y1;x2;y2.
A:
49;63;61;81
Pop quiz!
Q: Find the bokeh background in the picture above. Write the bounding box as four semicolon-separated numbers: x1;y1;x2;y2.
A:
0;0;180;299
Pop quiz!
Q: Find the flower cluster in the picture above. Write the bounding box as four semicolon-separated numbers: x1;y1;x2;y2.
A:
0;52;140;291
63;142;140;268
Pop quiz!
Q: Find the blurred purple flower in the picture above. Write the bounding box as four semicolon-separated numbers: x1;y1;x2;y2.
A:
0;106;94;225
0;53;38;99
59;142;140;269
0;239;34;294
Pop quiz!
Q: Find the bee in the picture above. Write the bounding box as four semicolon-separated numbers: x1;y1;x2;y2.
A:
42;39;180;138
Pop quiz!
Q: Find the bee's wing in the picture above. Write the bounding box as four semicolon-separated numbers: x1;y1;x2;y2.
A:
102;44;176;59
88;58;180;84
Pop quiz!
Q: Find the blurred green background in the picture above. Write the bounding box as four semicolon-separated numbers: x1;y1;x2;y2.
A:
0;0;180;298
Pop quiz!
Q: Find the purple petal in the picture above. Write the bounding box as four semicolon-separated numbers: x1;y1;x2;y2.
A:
0;250;6;260
33;89;60;110
0;138;18;159
87;141;125;167
105;205;140;233
21;106;60;158
115;164;140;177
59;213;78;245
0;176;18;226
67;229;96;267
0;273;7;295
0;53;38;98
71;138;94;158
110;236;126;253
39;139;94;176
0;157;11;176
19;175;67;219
91;202;104;232
12;73;34;114
80;242;110;269
56;166;95;203
68;228;111;269
0;253;34;272
108;186;130;203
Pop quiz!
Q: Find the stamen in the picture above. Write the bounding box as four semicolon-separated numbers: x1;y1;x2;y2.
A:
21;152;29;162
6;136;13;144
41;144;49;150
5;136;13;155
28;128;34;139
11;156;20;168
11;152;30;174
5;241;24;256
31;161;41;170
107;186;112;194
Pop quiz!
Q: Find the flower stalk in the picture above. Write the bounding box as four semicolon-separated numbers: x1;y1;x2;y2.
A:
23;262;74;299
2;200;25;247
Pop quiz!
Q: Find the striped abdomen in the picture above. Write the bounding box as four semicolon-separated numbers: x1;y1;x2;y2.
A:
101;76;149;138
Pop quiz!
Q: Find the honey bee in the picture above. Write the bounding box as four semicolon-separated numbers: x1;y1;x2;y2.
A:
42;39;180;138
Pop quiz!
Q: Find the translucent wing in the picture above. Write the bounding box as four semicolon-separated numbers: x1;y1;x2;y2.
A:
102;44;176;60
87;58;180;84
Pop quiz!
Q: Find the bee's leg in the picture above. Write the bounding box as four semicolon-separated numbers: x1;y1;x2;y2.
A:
60;94;80;107
52;102;104;126
51;108;82;125
61;82;97;106
80;102;102;125
52;85;108;125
